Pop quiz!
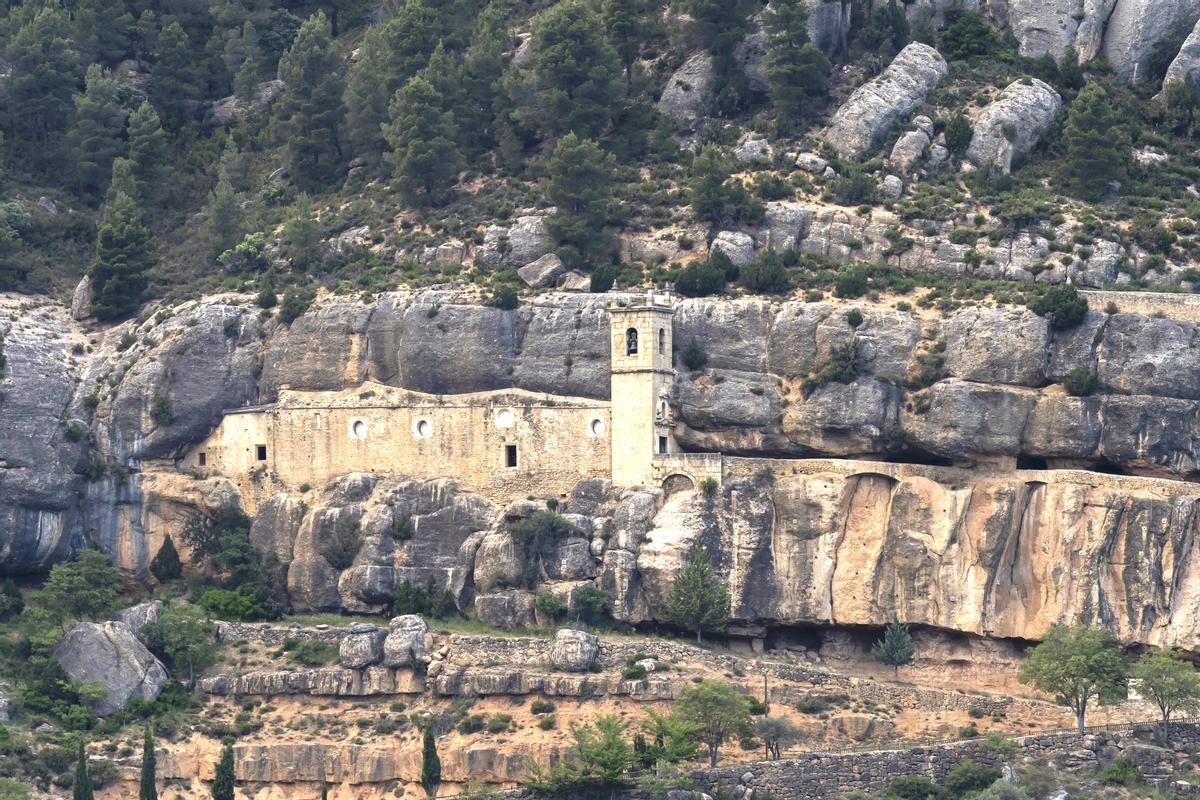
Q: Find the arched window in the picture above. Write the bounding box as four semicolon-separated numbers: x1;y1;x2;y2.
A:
658;327;665;354
626;327;638;355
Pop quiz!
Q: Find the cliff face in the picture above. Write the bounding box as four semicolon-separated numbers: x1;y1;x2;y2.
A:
5;289;1200;649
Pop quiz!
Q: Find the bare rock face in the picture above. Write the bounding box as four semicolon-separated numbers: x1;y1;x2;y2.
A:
1005;0;1113;61
806;0;852;56
338;623;387;668
475;589;536;630
53;621;168;715
821;43;948;159
966;79;1062;175
518;253;566;289
113;600;162;634
1102;0;1200;82
657;52;715;128
1163;17;1200;92
548;628;599;672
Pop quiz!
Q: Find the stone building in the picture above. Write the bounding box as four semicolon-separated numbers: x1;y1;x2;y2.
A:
185;291;722;509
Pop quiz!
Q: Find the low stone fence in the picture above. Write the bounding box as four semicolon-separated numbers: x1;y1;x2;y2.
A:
1083;290;1200;323
214;621;353;646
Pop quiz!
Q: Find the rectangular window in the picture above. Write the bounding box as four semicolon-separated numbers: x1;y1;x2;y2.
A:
198;452;207;467
505;444;518;468
256;444;268;461
658;436;668;455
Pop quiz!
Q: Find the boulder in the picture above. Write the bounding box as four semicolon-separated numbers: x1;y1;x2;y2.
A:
338;623;387;668
505;215;554;267
880;175;904;200
113;600;163;634
756;202;813;252
657;52;715;127
558;271;591;292
889;129;930;173
710;231;756;267
795;152;828;173
518;253;566;288
966;79;1062;175
53;622;168;715
821;43;948;158
0;689;10;723
733;137;772;163
1103;0;1200;83
205;79;285;126
382;615;429;666
1163;17;1200;92
70;276;93;320
735;28;770;93
475;590;535;630
473;531;524;591
1006;0;1109;61
548;628;600;671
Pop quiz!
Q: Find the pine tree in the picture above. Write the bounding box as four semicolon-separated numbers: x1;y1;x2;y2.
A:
212;741;235;800
763;0;831;130
423;41;467;124
665;539;731;644
74;741;94;800
545;133;614;269
682;0;753;111
1064;82;1130;201
90;168;156;321
520;0;622;139
274;12;345;190
69;65;131;201
127;101;169;194
257;266;278;308
152;20;200;130
108;157;139;201
872;620;916;677
74;0;133;65
420;726;441;798
602;0;646;91
0;578;24;621
150;535;183;583
206;168;242;256
383;77;462;206
140;724;158;800
281;195;322;272
0;5;81;170
460;2;510;155
233;55;261;105
342;0;441;166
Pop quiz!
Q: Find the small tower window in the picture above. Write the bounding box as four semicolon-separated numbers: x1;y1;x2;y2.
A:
658;436;668;455
590;418;606;437
505;444;518;468
415;419;432;438
658;327;665;354
626;327;638;355
496;409;515;428
256;445;268;461
198;452;207;467
352;420;368;439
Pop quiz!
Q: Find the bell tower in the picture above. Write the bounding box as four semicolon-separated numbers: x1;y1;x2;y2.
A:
608;290;676;487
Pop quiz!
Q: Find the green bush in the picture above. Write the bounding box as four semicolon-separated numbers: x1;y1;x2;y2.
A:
888;775;946;800
199;587;271;621
491;284;519;310
938;10;1006;61
1099;755;1143;787
1027;284;1088;330
845;309;864;328
622;663;648;680
681;338;708;370
1062;366;1099;396
570;584;611;625
485;713;512;734
739;250;790;293
942;113;973;155
833;266;869;298
675;259;727;297
590;264;618;292
279;287;314;324
943;759;1001;798
530;699;556;715
803;339;861;394
281;638;339;666
535;590;567;620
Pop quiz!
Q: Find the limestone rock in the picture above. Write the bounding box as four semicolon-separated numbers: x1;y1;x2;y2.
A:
795;152;828;173
1006;0;1110;61
558;271;590;291
735;28;770;93
475;590;536;630
548;628;599;671
1163;17;1200;92
757;202;813;252
518;253;566;288
504;215;554;267
113;600;162;634
474;531;523;592
1103;0;1200;82
339;624;387;668
733;137;771;163
821;43;948;159
205;79;284;125
70;276;92;320
880;175;904;200
710;231;756;267
382;615;429;666
966;79;1062;175
806;0;852;56
53;622;168;715
943;307;1049;387
890;129;930;173
657;52;714;127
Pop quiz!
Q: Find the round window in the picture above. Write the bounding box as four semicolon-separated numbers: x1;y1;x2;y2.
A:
590;419;606;437
496;409;515;428
416;419;431;438
352;420;367;439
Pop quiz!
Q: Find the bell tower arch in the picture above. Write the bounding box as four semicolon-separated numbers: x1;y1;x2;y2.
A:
608;290;676;487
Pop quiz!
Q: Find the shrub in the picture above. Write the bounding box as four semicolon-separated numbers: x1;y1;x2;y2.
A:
458;714;485;734
149;396;173;426
149;536;183;583
830;168;876;206
739;250;790;293
681;338;708;370
803;339;861;394
622;663;648;680
1026;284;1088;330
888;775;946;800
943;759;1001;798
675;259;727;297
492;285;519;310
570;584;611;625
535;590;567;621
200;586;271;621
833;266;869;298
530;699;556;715
845;309;864;328
1100;755;1143;787
485;713;512;734
942;113;972;154
938;10;1005;61
590;264;617;292
279;287;314;324
1063;366;1099;397
281;638;339;667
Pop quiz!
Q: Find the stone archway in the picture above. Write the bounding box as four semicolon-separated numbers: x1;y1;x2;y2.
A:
662;473;696;496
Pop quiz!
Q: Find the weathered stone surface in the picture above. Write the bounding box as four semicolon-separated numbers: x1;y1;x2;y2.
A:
806;0;851;56
966;79;1062;174
943;307;1049;386
880;174;903;200
475;590;536;630
518;253;565;288
70;275;92;320
504;215;554;267
890;130;930;173
260;301;370;396
205;79;284;125
657;52;714;127
1103;0;1200;82
53;622;168;715
822;43;948;159
113;601;162;634
710;231;756;267
382;615;429;666
757;202;813;252
1164;16;1200;91
339;623;387;668
548;628;599;671
1005;0;1109;61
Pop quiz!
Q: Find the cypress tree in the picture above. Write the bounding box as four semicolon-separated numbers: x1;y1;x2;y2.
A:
544;133;614;269
256;267;278;309
127;101;169;194
274;12;345;190
872;620;916;677
665;539;731;644
69;65;131;201
420;726;441;798
383;77;462;206
1064;82;1130;201
152;21;200;130
212;741;235;800
342;1;440;168
205;168;242;256
74;741;94;800
150;536;183;583
90;165;156;321
763;0;831;130
140;725;158;800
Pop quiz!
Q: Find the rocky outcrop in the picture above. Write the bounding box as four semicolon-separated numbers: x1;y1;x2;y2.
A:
382;615;429;665
114;600;162;633
1004;0;1112;61
339;623;387;668
1102;0;1200;82
821;43;948;159
548;629;599;672
657;53;714;128
1163;17;1200;91
966;79;1062;174
806;0;852;57
53;621;168;715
